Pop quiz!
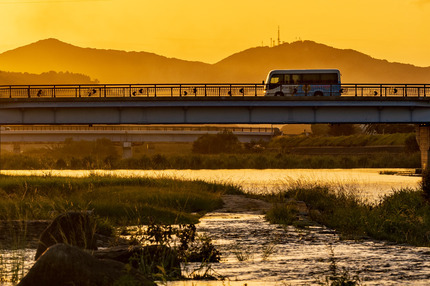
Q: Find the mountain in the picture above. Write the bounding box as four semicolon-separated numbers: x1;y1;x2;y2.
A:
0;39;212;83
0;38;429;84
214;41;430;83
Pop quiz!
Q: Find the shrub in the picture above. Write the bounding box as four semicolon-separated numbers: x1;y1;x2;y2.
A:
192;130;243;154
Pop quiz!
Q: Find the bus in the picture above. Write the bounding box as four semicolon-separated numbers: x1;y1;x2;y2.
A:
264;69;341;96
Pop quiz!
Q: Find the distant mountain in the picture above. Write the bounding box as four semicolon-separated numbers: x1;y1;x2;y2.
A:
0;39;212;83
0;70;97;85
0;38;429;84
214;41;430;83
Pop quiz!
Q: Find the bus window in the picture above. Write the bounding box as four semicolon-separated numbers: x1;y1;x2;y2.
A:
321;73;338;84
285;74;291;84
291;74;301;84
303;74;320;84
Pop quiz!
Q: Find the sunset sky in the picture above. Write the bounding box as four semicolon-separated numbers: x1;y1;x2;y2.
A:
0;0;429;66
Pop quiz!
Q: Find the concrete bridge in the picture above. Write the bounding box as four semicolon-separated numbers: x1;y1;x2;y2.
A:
0;125;275;144
1;83;430;167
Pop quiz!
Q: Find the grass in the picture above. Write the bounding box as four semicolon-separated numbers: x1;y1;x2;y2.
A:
265;184;430;247
0;175;241;225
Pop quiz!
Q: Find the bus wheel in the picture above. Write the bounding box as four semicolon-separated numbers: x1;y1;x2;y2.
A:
275;92;284;96
314;91;323;96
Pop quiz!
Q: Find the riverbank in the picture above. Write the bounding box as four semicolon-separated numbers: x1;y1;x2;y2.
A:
0;152;421;169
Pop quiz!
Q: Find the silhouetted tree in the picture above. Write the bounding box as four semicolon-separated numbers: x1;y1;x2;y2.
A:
363;124;415;134
192;130;242;154
328;124;359;136
311;124;330;136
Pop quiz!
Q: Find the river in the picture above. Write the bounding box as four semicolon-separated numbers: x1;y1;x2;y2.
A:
1;168;426;285
2;168;421;202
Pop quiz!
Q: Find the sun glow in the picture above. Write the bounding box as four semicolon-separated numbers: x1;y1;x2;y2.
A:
0;0;429;66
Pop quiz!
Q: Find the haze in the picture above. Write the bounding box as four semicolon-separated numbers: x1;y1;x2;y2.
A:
0;0;429;67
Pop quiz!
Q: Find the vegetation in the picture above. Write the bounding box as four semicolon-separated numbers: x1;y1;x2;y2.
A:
0;70;97;85
0;175;240;225
1;152;420;170
1;132;420;170
269;133;417;149
192;130;243;154
265;184;430;247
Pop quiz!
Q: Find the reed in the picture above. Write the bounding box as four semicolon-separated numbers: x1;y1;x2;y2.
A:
265;184;430;246
0;175;237;225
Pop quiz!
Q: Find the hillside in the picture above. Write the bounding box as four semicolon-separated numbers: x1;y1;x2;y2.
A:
0;39;212;83
214;41;430;83
0;39;429;84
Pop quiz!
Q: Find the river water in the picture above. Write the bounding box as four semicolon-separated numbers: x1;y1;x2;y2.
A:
1;169;426;285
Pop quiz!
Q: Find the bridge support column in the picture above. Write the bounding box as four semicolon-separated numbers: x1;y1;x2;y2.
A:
416;125;430;170
122;142;132;159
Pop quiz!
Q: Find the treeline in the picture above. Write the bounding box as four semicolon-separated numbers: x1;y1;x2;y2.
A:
1;152;420;170
0;132;421;170
0;70;98;85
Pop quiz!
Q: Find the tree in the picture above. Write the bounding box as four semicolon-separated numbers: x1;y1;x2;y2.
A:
311;124;330;136
327;124;359;136
192;130;242;154
363;124;415;134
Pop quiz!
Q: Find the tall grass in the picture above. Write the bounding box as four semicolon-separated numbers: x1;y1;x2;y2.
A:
0;175;240;225
266;185;430;246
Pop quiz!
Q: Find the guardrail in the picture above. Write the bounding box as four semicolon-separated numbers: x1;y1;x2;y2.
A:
5;125;276;133
0;83;428;98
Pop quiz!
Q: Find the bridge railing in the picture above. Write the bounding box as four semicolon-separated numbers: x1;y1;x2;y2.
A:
0;83;428;98
0;84;266;98
4;125;276;133
340;84;429;97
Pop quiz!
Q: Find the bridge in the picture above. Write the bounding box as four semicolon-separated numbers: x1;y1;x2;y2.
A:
1;83;430;167
0;125;274;144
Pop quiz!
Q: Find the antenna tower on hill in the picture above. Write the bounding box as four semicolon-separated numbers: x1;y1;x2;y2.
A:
278;26;281;46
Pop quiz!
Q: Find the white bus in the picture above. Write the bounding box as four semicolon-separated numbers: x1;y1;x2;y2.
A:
264;69;341;96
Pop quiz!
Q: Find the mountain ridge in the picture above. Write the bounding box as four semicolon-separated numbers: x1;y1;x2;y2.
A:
1;38;429;84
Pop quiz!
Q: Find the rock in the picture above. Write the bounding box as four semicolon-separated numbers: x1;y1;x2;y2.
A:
35;211;97;260
93;244;144;266
94;244;181;278
18;243;155;286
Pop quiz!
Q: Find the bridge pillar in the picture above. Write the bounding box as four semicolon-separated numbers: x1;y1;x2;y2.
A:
416;125;430;170
122;142;132;159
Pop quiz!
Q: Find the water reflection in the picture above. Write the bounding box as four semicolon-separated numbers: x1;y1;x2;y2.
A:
2;168;421;202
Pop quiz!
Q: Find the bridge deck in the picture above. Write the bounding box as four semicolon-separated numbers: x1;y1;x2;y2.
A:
2;96;430;125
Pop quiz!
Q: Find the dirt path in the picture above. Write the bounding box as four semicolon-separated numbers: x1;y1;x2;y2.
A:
215;195;272;214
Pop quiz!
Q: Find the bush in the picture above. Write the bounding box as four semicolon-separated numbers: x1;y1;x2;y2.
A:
192;130;243;154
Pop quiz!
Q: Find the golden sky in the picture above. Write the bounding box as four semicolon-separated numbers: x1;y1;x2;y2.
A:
1;0;430;66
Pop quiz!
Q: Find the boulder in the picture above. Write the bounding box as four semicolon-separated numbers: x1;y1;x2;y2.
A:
18;243;155;286
94;244;181;278
35;211;97;260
